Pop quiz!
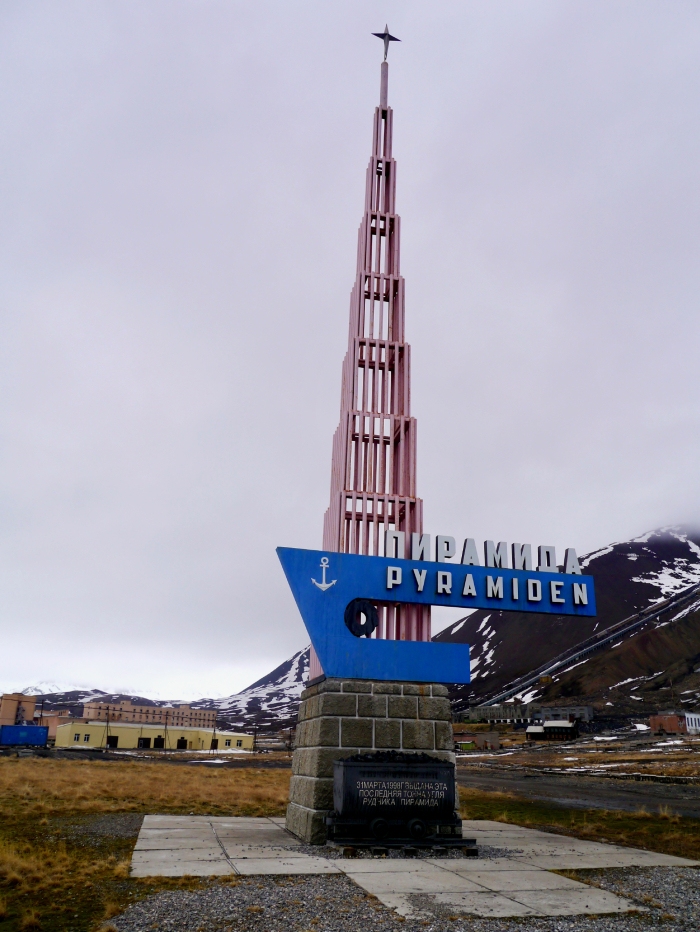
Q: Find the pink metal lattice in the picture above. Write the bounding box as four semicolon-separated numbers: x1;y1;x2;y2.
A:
310;63;430;681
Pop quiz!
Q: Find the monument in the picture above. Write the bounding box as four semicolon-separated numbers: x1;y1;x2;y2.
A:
280;30;595;846
285;30;452;846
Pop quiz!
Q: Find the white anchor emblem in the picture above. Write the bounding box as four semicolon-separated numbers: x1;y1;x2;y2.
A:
311;557;337;592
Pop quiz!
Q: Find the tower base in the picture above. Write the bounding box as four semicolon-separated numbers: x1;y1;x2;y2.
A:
286;678;457;845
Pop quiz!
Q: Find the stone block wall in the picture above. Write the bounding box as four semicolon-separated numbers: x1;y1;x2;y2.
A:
285;678;456;844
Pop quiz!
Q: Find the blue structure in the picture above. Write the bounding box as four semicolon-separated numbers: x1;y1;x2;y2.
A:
0;725;48;747
277;547;595;684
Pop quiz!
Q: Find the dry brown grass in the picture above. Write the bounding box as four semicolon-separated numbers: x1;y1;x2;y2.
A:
460;787;700;860
0;757;291;931
0;836;130;898
100;902;123;921
0;757;290;818
19;909;41;930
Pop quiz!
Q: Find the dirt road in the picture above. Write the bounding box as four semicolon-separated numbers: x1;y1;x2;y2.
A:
457;766;700;819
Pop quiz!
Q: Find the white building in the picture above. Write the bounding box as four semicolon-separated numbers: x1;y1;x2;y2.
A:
685;712;700;735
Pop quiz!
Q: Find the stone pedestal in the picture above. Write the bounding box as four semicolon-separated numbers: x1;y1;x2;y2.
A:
285;678;456;844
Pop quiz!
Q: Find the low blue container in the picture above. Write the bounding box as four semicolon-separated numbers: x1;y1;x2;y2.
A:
0;725;49;747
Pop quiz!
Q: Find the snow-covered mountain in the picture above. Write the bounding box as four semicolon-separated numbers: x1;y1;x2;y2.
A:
21;682;87;696
26;650;310;732
436;525;700;704
197;648;309;731
25;526;700;729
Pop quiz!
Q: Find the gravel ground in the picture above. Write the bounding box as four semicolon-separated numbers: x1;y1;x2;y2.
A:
64;813;144;839
44;812;143;851
110;860;699;932
112;875;405;932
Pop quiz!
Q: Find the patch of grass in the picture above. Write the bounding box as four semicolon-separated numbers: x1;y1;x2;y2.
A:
0;757;291;932
460;787;700;860
18;909;41;930
0;757;289;818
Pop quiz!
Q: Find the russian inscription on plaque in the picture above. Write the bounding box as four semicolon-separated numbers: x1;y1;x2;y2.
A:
327;752;476;851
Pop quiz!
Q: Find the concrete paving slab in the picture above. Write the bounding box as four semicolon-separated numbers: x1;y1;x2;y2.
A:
461;820;532;833
467;832;585;848
431;857;526;872
134;836;216;850
341;866;486;895
136;830;216;848
219;845;307;859
131;848;224;863
509;888;642;916
213;831;294;847
128;815;693;918
336;859;453;874
231;858;341;876
452;870;585;893
130;859;234;878
207;817;275;824
515;850;700;870
493;844;600;857
431;892;541;918
514;855;641;870
142;816;207;825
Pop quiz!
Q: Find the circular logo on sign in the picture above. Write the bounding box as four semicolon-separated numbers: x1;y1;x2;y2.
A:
344;598;379;638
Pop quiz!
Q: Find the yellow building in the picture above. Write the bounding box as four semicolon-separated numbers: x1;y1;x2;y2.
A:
83;700;215;729
0;693;37;727
55;721;253;752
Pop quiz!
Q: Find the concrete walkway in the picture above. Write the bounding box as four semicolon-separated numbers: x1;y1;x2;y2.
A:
131;816;698;919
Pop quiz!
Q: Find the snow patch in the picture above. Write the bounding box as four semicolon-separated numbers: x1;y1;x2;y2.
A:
580;546;613;568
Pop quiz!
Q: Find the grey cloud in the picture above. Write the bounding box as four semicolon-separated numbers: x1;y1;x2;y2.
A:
0;1;698;695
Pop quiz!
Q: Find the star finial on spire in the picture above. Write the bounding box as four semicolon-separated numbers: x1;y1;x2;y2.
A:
372;25;400;61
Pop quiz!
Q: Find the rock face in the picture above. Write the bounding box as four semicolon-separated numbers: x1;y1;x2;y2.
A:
286;678;454;844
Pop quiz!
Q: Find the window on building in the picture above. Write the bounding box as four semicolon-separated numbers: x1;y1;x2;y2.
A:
83;734;90;742
74;733;80;742
225;739;231;748
236;739;242;748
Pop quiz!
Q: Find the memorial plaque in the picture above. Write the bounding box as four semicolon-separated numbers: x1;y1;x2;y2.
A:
327;752;475;850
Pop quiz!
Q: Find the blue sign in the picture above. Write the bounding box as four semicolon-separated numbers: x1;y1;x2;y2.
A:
277;547;596;684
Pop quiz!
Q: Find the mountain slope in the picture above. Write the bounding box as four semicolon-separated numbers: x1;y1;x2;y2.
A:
536;594;700;713
434;525;700;703
197;648;309;731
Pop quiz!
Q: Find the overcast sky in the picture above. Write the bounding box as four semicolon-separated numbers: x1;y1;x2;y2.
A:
1;2;699;699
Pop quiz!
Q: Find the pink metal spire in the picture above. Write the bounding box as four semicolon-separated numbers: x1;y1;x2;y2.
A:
309;62;430;681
